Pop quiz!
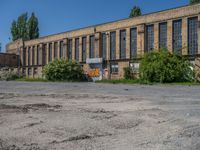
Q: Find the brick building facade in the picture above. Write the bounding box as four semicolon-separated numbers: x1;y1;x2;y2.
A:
5;4;200;79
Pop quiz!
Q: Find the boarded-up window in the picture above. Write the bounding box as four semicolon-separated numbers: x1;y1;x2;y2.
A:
90;35;95;58
130;28;137;58
188;17;198;55
173;20;182;55
110;32;116;60
120;30;126;59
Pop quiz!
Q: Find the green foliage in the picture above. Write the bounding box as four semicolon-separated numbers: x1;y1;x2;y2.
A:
190;0;200;4
0;69;19;81
124;67;136;80
139;49;194;83
28;13;39;40
129;6;142;18
43;59;84;81
11;12;39;41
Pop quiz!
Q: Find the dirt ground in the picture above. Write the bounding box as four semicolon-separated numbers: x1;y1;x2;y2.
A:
0;81;200;150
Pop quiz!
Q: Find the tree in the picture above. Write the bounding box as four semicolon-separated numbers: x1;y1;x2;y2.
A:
28;13;39;40
190;0;200;4
129;6;142;18
10;12;39;41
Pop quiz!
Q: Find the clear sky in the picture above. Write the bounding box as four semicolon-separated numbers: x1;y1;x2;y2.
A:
0;0;189;52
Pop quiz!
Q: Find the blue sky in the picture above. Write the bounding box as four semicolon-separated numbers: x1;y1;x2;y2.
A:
0;0;189;51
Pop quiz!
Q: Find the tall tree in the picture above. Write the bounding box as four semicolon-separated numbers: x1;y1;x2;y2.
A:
28;13;39;40
11;20;18;41
129;6;142;18
10;12;39;41
16;13;28;40
190;0;200;4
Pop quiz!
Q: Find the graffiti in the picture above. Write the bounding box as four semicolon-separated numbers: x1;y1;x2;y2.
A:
88;68;100;77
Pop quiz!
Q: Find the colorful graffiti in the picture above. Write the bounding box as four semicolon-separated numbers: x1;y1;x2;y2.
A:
88;68;100;77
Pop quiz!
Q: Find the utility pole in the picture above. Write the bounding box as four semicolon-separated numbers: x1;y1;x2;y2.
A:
0;43;2;53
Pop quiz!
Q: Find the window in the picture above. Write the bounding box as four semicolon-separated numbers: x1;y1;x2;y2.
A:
60;41;64;58
37;45;39;65
82;37;87;62
54;42;58;59
90;35;95;58
188;17;198;55
111;63;118;74
130;28;137;58
101;33;107;60
43;44;47;65
49;43;52;62
68;39;72;59
23;48;26;66
173;20;182;55
75;38;79;61
159;22;167;49
120;30;126;59
32;46;35;65
110;31;116;60
145;25;154;52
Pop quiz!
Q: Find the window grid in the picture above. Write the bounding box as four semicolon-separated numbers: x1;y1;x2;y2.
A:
82;37;87;62
49;43;52;62
90;35;95;58
101;33;107;60
120;30;126;59
130;28;137;58
110;32;116;60
159;22;167;49
145;25;154;52
188;17;198;55
173;20;182;55
75;38;79;61
68;39;72;60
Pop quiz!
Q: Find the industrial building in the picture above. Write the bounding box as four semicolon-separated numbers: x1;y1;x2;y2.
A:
4;4;200;79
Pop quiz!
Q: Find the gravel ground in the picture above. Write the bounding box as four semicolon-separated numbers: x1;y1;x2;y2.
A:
0;81;200;150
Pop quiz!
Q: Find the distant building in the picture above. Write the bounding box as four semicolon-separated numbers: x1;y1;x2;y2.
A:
5;4;200;79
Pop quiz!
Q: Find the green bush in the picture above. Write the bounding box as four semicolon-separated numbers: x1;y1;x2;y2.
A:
139;49;194;83
0;68;19;81
124;67;136;80
43;59;84;81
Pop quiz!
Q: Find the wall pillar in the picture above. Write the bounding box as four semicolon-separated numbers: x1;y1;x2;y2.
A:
95;32;101;58
137;24;145;57
198;14;200;55
86;36;90;59
72;38;75;60
58;41;60;59
182;17;188;55
106;32;110;60
79;37;82;62
126;28;130;59
167;20;173;53
63;38;68;59
115;30;120;59
26;47;29;67
154;23;159;51
20;47;23;66
46;43;49;64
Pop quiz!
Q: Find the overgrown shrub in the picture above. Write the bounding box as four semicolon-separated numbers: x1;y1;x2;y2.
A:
124;67;136;80
139;49;194;83
43;59;84;81
0;68;19;81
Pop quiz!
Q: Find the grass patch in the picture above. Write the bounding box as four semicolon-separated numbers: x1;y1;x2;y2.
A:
96;79;200;86
15;78;48;82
